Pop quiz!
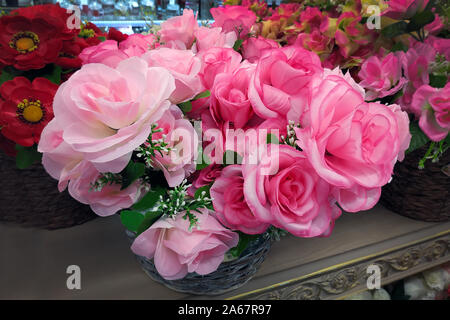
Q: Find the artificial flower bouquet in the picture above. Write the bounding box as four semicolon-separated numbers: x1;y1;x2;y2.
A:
33;4;417;293
0;4;128;229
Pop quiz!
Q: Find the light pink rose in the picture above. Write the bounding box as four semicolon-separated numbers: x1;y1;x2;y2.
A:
248;46;323;120
210;61;256;128
79;40;128;68
118;33;158;57
411;83;450;142
383;0;429;20
38;120;86;192
142;48;204;104
41;57;175;174
198;47;242;90
295;74;411;211
242;36;279;63
159;9;198;50
193;26;237;53
211;165;270;234
211;5;257;39
242;145;341;237
358;52;407;101
68;162;142;216
150;106;199;187
131;209;239;280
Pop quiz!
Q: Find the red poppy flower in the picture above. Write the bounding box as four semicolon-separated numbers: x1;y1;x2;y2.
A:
11;4;78;40
0;4;78;70
0;77;58;147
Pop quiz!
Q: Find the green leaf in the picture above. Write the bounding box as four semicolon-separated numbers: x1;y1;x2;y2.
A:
196;148;210;170
98;36;106;42
407;9;435;32
227;233;260;258
132;186;166;212
15;144;42;169
178;100;192;113
390;42;408;53
42;65;62;85
120;161;146;190
222;150;243;166
266;133;280;144
429;74;447;88
194;184;211;200
381;21;408;38
0;68;14;86
193;90;211;100
233;39;244;51
120;210;145;233
406;121;430;154
136;210;164;235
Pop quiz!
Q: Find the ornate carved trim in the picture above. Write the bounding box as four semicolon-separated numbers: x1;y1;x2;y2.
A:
228;232;450;300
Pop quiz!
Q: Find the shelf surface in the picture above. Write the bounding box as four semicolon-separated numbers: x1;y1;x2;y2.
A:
0;204;449;299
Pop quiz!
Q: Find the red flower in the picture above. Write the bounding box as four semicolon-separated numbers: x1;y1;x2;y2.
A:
0;4;78;70
11;4;78;40
0;77;58;146
108;27;129;43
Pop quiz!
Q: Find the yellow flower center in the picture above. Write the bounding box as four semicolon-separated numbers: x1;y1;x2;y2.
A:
17;99;44;123
9;31;40;54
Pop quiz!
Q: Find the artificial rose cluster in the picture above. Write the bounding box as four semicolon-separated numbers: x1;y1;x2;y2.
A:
41;8;410;280
0;4;128;157
34;4;447;281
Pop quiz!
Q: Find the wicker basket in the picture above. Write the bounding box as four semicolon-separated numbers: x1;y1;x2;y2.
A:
128;230;272;295
0;151;96;229
380;145;450;222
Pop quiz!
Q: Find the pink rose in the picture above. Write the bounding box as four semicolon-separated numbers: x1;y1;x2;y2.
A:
211;5;257;39
142;48;204;104
243;145;341;237
411;83;450;142
187;163;223;196
131;209;239;280
211;165;270;234
241;36;279;63
295;74;410;211
198;47;242;90
383;0;429;20
40;57;175;174
193;26;237;53
210;61;256;128
425;36;450;61
248;46;323;120
79;40;128;68
68;162;142;216
425;14;444;35
118;33;158;57
151;106;199;187
398;43;436;111
159;9;198;50
39;120;86;192
39;123;143;216
358;52;407;101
